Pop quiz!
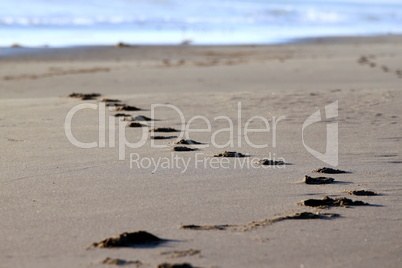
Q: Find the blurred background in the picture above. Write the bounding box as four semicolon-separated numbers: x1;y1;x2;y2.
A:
1;0;402;47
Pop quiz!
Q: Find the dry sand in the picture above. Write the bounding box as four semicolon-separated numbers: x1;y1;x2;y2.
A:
1;36;402;267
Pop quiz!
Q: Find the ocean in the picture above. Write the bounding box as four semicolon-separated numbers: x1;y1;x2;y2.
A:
1;0;402;47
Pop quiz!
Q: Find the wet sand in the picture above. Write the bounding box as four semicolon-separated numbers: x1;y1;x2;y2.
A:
1;35;402;267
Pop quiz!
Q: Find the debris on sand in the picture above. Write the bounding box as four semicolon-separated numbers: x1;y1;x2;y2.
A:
174;139;202;145
160;249;201;258
213;151;247;157
150;136;178;140
91;231;164;248
345;190;378;196
300;196;368;208
10;43;22;48
180;224;233;231
68;92;101;100
115;42;131;48
127;122;143;128
116;105;141;111
172;146;197;152
312;167;349;174
304;175;335;184
255;159;284;165
150;127;180;132
101;257;142;266
157;263;195;268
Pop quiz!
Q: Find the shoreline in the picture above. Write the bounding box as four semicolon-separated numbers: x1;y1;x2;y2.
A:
1;34;402;60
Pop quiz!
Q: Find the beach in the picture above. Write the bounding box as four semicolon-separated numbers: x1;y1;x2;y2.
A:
1;35;402;267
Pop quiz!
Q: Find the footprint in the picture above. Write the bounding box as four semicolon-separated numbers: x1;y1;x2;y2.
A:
180;211;339;232
344;190;378;196
114;113;131;118
157;263;196;268
255;159;285;165
68;92;101;100
116;105;142;111
90;231;166;248
101;98;122;103
150;128;180;133
127;122;144;128
174;139;203;145
300;196;368;208
101;257;143;266
160;249;201;258
172;146;198;152
150;136;178;140
304;175;335;184
312;167;350;174
213;151;248;157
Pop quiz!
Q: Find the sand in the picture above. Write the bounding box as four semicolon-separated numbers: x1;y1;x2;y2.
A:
1;35;402;268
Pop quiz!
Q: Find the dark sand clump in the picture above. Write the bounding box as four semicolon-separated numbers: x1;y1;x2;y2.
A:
255;159;284;165
127;122;143;128
116;105;141;111
150;127;180;132
312;167;349;174
180;224;233;231
91;231;164;248
160;249;201;258
174;139;202;145
304;175;335;184
301;196;368;208
345;190;378;196
173;146;197;152
157;263;195;268
68;92;101;100
213;151;248;157
150;136;178;140
101;257;142;266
